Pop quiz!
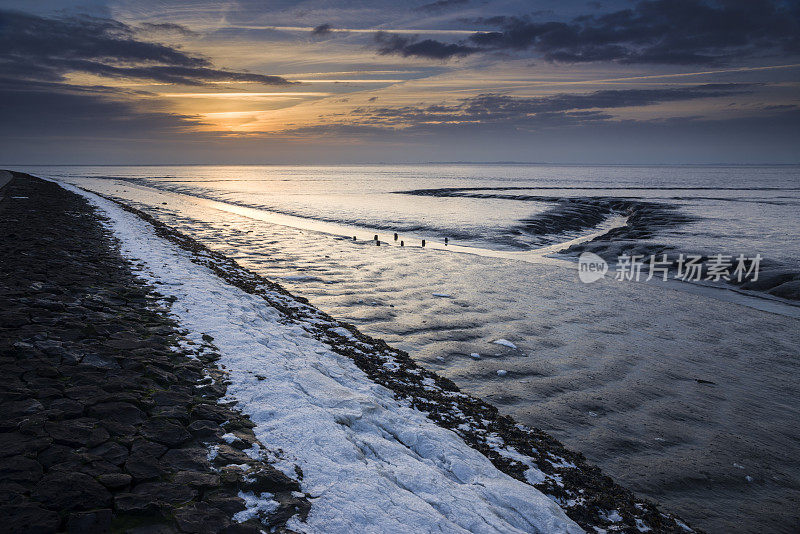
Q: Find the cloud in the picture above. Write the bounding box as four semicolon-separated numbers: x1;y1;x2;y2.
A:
338;84;751;129
312;23;333;35
137;22;198;37
416;0;470;12
0;9;294;85
0;77;200;140
468;0;800;64
374;31;477;60
371;0;800;64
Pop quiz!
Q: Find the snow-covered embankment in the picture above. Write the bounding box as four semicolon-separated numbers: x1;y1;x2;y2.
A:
59;183;583;533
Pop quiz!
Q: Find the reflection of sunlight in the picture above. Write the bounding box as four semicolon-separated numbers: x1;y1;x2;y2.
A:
158;92;337;133
201;111;273;117
196;110;274;132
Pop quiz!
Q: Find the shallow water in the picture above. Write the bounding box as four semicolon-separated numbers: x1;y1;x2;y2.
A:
29;164;800;533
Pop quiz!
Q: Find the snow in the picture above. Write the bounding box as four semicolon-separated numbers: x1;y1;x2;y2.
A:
601;510;623;523
63;183;583;534
492;339;517;349
234;491;279;523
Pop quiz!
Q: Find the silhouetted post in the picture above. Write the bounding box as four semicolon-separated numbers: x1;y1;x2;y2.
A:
376;240;380;246
400;240;404;247
353;236;357;241
394;233;398;241
374;235;378;241
421;239;426;247
444;237;448;245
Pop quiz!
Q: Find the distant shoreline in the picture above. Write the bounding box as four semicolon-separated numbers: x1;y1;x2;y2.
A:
4;162;800;167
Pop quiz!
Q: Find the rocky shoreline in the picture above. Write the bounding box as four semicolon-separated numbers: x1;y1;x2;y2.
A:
0;173;309;533
2;171;697;533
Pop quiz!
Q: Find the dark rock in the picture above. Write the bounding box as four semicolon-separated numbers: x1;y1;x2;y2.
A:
99;421;137;444
81;353;120;369
37;444;81;469
1;399;44;420
0;456;43;484
50;457;120;478
224;431;255;451
97;472;133;489
172;471;220;489
187;420;221;439
132;482;197;505
32;471;112;510
89;441;129;465
45;418;109;447
217;466;244;485
88;402;145;426
160;448;210;472
106;338;148;351
201;493;246;516
140;419;190;447
114;492;160;515
47;398;84;418
240;467;300;494
125;454;165;482
0;482;28;505
150;405;189;422
191;404;228;423
222;417;255;431
0;502;60;534
131;438;168;457
125;525;178;534
64;385;111;405
221;523;263;534
0;432;51;457
125;439;167;480
67;509;112;533
173;503;231;534
152;390;191;406
212;445;252;466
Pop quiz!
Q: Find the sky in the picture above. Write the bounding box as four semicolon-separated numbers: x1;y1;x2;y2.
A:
0;0;799;164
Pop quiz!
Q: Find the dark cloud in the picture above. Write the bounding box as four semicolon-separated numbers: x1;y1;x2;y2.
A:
312;23;333;35
416;0;469;12
342;84;750;128
469;0;800;64
137;22;198;37
374;31;477;60
0;77;199;140
377;0;799;64
0;9;294;85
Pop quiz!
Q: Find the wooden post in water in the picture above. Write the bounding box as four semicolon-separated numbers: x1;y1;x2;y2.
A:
421;239;426;247
400;240;404;247
444;237;448;245
394;233;398;241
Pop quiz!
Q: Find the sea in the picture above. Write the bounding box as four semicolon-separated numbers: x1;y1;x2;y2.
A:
24;164;800;533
